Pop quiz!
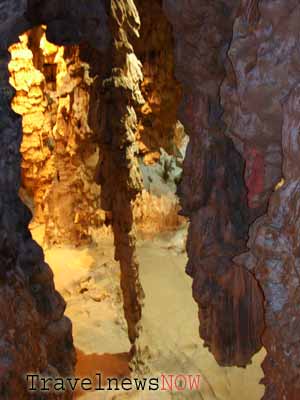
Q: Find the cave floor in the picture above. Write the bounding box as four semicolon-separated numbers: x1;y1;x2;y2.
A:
31;225;265;400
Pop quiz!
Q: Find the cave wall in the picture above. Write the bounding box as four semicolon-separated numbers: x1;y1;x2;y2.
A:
0;1;110;398
9;28;107;246
163;0;265;368
224;1;300;398
0;13;72;400
133;0;182;163
164;0;300;397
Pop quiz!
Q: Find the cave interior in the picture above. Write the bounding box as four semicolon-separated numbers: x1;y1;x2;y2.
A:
0;0;299;399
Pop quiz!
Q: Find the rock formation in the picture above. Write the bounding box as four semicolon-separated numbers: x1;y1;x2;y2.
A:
0;1;110;398
133;0;182;162
163;0;300;396
224;1;300;398
9;26;184;249
9;28;107;246
235;85;300;399
93;0;146;349
163;0;265;367
0;14;74;400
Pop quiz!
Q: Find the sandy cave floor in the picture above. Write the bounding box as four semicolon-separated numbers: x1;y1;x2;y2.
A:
31;224;266;400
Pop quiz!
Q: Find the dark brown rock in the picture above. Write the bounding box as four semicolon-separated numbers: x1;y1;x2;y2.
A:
163;0;265;367
0;1;110;397
94;0;145;349
133;0;182;158
223;1;300;397
235;83;300;399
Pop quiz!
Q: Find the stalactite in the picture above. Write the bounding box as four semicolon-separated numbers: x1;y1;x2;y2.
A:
163;0;265;367
97;0;145;351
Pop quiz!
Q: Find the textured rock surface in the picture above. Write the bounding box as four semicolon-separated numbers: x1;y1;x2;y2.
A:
9;29;106;246
163;0;265;367
226;1;300;398
134;0;182;161
83;0;185;354
221;0;291;210
236;87;300;399
0;0;110;398
164;0;300;396
89;0;146;350
0;37;75;400
9;23;184;246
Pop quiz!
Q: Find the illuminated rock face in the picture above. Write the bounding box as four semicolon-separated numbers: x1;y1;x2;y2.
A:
0;40;67;400
9;29;105;246
8;21;184;246
0;1;109;398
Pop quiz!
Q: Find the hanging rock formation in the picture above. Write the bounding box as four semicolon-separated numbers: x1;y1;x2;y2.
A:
163;0;265;367
93;0;145;350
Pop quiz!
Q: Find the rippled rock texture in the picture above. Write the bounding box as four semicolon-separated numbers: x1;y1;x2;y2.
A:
163;0;265;368
94;0;146;348
164;0;300;397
